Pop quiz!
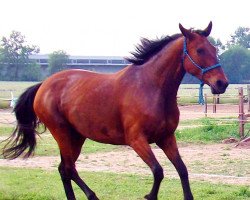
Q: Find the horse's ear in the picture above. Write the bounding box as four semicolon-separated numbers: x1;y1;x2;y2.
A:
203;21;212;37
179;23;193;39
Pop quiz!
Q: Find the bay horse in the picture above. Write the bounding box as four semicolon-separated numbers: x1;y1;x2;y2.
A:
3;22;228;200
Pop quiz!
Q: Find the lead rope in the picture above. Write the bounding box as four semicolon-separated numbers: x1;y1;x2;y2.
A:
199;82;205;104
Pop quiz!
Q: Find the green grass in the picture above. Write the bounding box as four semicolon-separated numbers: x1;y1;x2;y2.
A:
178;84;248;96
0;127;14;136
177;84;247;104
0;130;121;157
0;167;249;200
176;118;243;143
0;81;37;99
0;101;10;109
1;117;247;157
0;81;37;108
0;117;249;200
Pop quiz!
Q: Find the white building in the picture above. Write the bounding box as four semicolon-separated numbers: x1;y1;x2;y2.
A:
29;55;130;73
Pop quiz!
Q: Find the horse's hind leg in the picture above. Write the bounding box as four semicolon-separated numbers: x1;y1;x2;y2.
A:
157;134;193;200
50;125;99;200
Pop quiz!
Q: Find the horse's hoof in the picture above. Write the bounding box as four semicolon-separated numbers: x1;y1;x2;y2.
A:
144;194;157;200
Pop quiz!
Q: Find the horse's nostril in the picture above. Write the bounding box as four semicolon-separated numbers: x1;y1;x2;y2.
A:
216;80;223;88
216;80;228;90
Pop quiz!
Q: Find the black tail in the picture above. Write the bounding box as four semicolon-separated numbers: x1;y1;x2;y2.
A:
2;83;43;159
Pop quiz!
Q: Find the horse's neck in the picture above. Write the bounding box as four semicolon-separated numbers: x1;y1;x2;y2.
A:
143;37;185;98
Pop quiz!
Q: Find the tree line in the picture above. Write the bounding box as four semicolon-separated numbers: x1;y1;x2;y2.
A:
0;28;249;83
0;31;69;81
213;27;250;84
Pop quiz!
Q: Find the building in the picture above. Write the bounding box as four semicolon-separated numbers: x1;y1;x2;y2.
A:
29;54;131;73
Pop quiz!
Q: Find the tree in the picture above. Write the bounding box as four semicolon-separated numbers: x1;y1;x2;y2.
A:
21;63;42;81
208;36;225;54
220;26;250;83
0;31;40;80
226;27;250;49
220;45;250;83
48;50;69;75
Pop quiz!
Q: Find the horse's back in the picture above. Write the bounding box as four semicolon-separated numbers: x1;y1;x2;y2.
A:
34;69;109;111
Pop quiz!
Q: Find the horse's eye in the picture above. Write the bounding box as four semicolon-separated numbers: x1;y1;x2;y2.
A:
197;48;205;55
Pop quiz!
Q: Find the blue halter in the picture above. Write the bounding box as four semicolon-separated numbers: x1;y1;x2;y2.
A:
183;38;221;104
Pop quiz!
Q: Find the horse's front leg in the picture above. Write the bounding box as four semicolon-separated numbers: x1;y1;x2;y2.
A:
129;135;164;200
157;134;193;200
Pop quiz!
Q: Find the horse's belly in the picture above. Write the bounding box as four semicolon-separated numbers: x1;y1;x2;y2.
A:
79;126;126;145
71;116;125;145
87;131;126;145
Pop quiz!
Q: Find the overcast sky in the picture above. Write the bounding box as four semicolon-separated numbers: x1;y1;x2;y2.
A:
0;0;249;56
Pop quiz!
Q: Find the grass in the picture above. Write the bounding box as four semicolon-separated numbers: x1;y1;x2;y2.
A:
0;101;9;109
177;84;248;105
0;117;247;157
0;82;249;199
0;81;37;99
0;167;249;200
178;84;248;96
0;118;249;199
176;118;246;143
31;133;120;157
0;130;122;157
0;81;37;108
0;127;14;136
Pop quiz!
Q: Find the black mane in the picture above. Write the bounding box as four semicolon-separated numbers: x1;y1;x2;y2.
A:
126;29;206;65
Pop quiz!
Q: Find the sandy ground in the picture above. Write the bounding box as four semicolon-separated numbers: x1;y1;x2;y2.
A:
179;103;249;120
0;105;250;185
1;103;248;123
0;143;249;185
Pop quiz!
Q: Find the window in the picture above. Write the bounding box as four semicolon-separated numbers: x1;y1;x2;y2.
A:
89;59;107;64
39;59;48;63
111;60;124;64
77;59;89;64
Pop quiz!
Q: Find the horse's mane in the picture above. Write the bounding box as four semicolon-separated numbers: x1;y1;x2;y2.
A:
126;29;206;65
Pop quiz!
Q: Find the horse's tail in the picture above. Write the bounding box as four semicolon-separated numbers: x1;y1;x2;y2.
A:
2;83;43;159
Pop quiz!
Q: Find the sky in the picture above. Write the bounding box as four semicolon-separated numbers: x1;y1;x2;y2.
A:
0;0;249;57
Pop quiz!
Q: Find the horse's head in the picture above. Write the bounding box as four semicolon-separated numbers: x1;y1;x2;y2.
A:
179;21;228;94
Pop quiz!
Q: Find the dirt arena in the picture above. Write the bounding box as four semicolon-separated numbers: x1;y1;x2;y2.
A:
179;103;248;120
0;103;248;123
0;104;249;185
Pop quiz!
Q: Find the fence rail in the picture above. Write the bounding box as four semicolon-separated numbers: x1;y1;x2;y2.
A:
200;86;249;139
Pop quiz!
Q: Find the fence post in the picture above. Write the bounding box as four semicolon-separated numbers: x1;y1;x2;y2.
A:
239;87;245;139
213;95;217;113
204;94;207;117
248;85;250;112
216;94;220;104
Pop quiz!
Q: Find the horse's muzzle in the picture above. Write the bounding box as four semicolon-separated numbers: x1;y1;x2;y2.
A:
211;80;229;94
